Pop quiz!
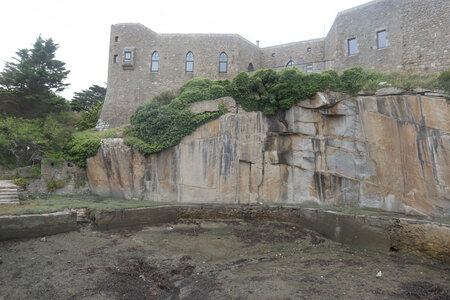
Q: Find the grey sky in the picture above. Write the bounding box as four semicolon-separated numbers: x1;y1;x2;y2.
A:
0;0;371;100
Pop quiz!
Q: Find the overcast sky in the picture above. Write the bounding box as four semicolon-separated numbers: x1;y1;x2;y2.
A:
0;0;371;100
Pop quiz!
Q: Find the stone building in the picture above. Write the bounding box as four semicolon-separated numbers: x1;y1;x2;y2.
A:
98;0;450;129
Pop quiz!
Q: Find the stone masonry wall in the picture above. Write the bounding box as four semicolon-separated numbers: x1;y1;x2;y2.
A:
87;93;449;217
99;0;449;129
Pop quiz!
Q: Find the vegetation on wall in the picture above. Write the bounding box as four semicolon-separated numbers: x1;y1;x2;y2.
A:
127;98;227;155
63;126;127;168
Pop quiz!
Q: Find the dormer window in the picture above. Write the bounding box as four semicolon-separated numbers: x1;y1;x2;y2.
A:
286;60;296;68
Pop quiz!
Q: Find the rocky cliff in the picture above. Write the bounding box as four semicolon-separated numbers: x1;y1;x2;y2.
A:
87;93;449;217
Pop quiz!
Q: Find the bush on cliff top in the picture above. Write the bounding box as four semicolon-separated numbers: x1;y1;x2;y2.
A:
128;99;227;155
63;126;126;168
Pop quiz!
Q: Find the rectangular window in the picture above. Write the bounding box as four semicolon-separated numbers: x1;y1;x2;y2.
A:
115;36;119;42
113;55;118;63
377;30;387;49
307;47;311;52
219;62;227;73
306;64;313;73
186;61;194;72
348;38;357;56
151;61;159;72
124;51;132;61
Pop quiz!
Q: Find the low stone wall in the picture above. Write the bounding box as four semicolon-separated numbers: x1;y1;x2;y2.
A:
94;206;179;230
0;211;77;240
178;205;391;249
1;205;448;262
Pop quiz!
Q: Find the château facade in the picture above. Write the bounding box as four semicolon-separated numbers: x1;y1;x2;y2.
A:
98;0;450;129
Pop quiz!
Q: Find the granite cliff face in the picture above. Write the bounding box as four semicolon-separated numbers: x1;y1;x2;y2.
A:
87;93;449;217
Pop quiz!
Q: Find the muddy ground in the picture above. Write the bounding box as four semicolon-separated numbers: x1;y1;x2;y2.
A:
0;219;449;299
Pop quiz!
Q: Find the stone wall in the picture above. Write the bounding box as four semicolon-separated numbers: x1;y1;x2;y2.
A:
261;39;326;72
87;93;449;217
327;0;450;73
98;24;259;129
99;0;450;129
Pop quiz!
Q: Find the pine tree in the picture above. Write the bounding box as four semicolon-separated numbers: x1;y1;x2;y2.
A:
0;36;69;95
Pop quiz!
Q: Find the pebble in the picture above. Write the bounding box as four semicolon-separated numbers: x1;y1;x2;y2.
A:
0;257;3;264
376;271;382;278
40;237;47;242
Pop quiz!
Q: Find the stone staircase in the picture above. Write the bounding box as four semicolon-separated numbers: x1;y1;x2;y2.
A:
0;180;20;204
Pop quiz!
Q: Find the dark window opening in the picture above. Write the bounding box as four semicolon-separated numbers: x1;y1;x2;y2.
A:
348;38;357;56
286;60;296;68
124;51;132;61
114;36;119;42
219;52;228;73
67;163;72;167
377;30;387;49
186;51;194;72
151;51;159;72
248;62;254;73
113;55;118;63
307;47;312;52
271;53;276;57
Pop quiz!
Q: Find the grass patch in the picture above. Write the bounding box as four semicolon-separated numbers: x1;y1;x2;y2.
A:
0;194;172;216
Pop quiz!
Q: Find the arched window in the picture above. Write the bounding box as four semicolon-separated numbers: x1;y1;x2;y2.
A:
151;51;159;72
286;60;296;68
248;62;254;73
219;52;228;73
186;51;194;72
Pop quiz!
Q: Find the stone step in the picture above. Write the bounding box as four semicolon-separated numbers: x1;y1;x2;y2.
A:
0;193;17;199
0;200;19;204
0;188;18;192
0;194;18;198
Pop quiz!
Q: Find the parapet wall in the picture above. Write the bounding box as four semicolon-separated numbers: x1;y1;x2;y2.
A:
87;93;450;217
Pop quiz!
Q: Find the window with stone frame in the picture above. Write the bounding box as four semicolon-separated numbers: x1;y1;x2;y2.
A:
124;51;132;61
186;51;194;72
151;51;159;72
219;52;228;73
377;30;387;49
306;64;313;73
113;55;118;63
348;38;357;56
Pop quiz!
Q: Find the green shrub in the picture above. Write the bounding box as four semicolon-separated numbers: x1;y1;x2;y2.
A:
31;166;41;178
438;69;450;95
129;99;224;154
63;126;125;168
76;101;103;130
153;90;177;105
46;176;65;192
178;78;231;103
13;177;28;187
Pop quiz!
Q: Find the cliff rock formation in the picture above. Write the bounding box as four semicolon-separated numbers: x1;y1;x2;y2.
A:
87;93;449;217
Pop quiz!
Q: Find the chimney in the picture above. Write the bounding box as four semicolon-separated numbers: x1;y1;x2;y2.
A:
256;40;260;47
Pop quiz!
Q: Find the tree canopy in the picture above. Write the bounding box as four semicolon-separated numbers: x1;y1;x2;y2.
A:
70;84;106;112
0;36;69;95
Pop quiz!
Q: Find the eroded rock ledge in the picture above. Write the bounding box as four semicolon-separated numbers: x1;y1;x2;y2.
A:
87;92;449;217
